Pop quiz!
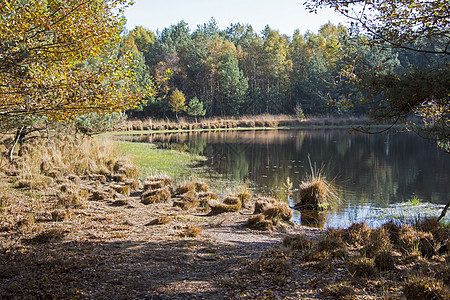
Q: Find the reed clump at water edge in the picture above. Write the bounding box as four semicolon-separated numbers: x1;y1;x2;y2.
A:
295;156;340;210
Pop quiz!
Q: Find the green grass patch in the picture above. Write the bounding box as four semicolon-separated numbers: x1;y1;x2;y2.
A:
117;141;207;180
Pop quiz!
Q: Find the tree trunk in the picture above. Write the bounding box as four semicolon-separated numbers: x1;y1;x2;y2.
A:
437;200;450;222
9;126;24;162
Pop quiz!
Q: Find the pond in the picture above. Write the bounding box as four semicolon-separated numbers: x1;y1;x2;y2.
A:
116;129;450;228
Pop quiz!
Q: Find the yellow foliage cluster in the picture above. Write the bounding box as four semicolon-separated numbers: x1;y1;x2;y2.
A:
0;0;153;127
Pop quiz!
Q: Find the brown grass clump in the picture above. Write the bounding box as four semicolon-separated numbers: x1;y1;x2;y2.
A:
198;191;218;207
253;197;277;214
283;234;315;251
28;229;66;244
361;227;392;258
145;174;173;187
323;282;355;299
403;275;450;300
417;217;447;244
180;190;199;203
374;251;397;272
296;157;339;210
173;200;196;210
175;180;196;195
50;209;68;222
248;202;292;230
112;184;130;196
143;180;165;191
193;180;209;193
343;222;371;247
347;257;377;278
382;220;402;245
180;225;202;237
141;187;171;205
113;160;139;180
147;216;171;226
317;228;346;253
209;197;242;214
398;225;436;258
172;191;200;210
234;183;252;208
111;199;129;207
262;204;293;222
57;193;86;209
247;214;274;230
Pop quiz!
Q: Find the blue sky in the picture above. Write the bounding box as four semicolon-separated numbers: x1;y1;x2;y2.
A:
124;0;347;36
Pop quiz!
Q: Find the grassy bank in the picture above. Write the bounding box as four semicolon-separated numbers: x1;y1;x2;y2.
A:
117;141;207;180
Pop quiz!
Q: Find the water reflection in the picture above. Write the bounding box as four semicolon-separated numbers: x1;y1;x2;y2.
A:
117;129;450;227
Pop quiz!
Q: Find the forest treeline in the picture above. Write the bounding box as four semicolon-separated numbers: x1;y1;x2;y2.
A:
121;18;429;119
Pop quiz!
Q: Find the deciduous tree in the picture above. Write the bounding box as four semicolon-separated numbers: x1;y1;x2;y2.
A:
0;0;150;132
169;89;186;120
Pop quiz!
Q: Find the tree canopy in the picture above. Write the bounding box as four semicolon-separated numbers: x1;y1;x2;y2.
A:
304;0;449;146
0;0;151;131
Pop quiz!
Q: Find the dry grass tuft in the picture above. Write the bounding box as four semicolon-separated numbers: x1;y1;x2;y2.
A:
141;187;171;205
247;214;274;230
361;227;392;258
347;257;377;278
374;251;397;272
283;234;315;251
296;156;340;210
343;222;371;247
198;191;218;207
147;216;171;226
248;201;292;231
28;228;66;244
398;225;436;257
51;209;68;222
403;275;450;300
145;174;173;187
175;180;196;195
317;228;346;253
323;282;355;299
209;197;242;214
233;183;252;208
417;217;447;244
253;197;277;214
180;225;202;237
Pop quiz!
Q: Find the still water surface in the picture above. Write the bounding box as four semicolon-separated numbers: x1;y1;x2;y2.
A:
118;129;450;228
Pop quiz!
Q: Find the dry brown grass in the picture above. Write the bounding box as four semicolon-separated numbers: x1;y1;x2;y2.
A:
180;225;202;237
403;275;450;300
296;157;340;210
248;198;293;230
209;197;242;214
117;115;371;133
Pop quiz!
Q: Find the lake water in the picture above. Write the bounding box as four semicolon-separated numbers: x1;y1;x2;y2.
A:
117;129;450;228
